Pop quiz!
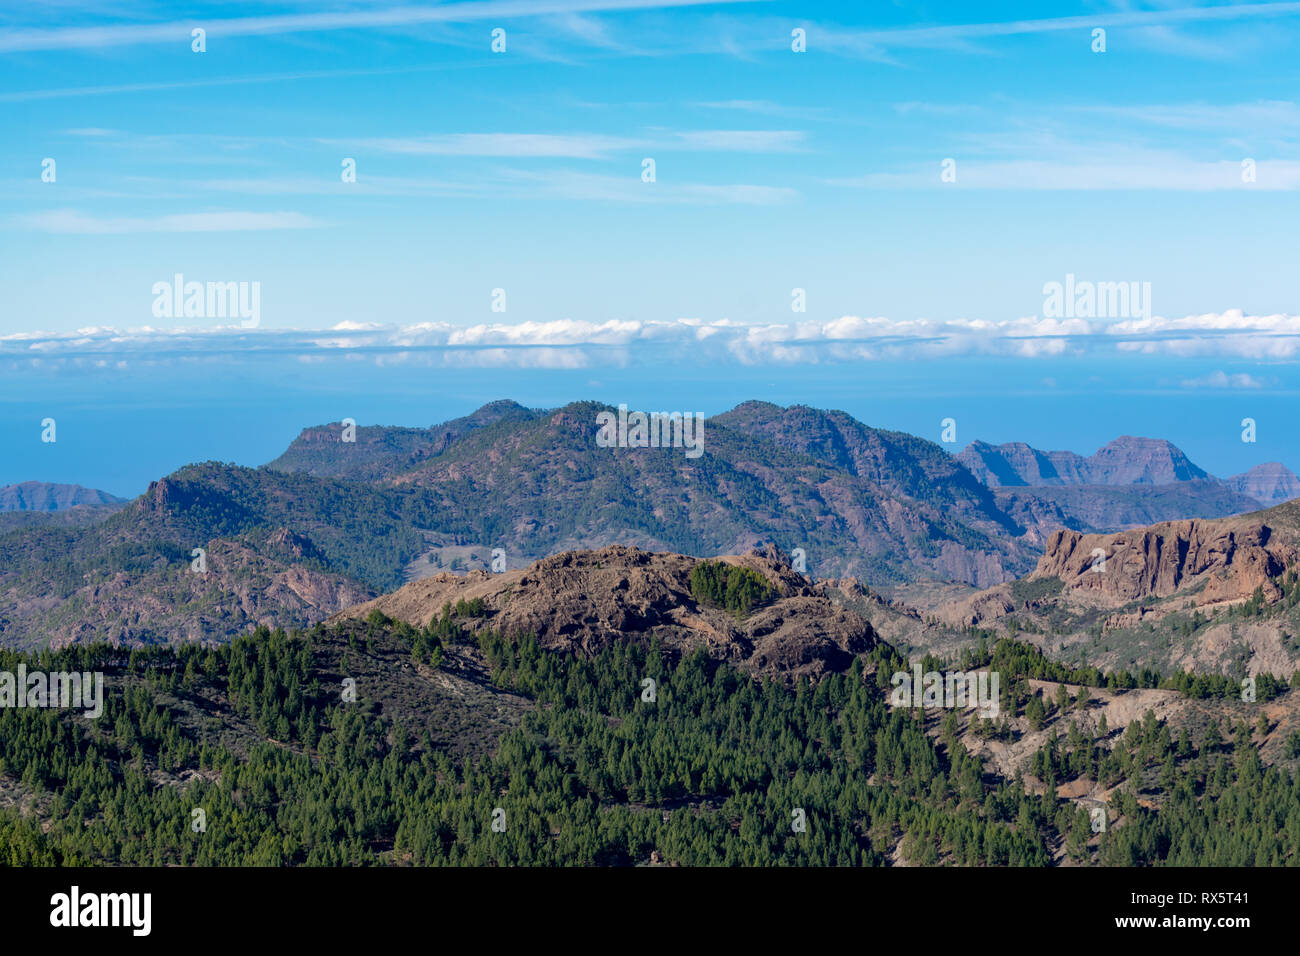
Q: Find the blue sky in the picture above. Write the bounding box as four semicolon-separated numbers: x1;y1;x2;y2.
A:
2;1;1300;495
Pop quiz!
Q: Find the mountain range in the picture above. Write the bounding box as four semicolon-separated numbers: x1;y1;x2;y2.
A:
0;399;1294;653
959;436;1298;505
6;398;1300;869
955;436;1298;544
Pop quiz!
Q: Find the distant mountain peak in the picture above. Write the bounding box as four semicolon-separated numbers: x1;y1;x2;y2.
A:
1227;461;1300;505
1086;435;1208;484
464;398;530;421
0;481;125;512
958;435;1208;487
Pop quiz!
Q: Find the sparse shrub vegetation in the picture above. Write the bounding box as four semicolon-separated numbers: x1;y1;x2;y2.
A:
689;560;776;615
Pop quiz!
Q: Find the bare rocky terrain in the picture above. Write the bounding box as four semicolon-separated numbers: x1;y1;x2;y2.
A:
928;500;1300;677
338;544;878;682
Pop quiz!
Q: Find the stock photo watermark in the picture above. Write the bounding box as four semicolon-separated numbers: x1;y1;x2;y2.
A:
0;665;103;719
595;404;705;459
152;274;260;327
890;665;1000;719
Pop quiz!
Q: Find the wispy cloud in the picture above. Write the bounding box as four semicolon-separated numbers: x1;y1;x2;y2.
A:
693;100;830;120
321;132;639;159
0;0;763;53
829;2;1300;52
494;168;797;203
324;129;805;158
670;129;805;151
1181;370;1265;388
5;166;794;204
1069;100;1300;133
829;158;1300;190
0;60;520;103
11;209;323;233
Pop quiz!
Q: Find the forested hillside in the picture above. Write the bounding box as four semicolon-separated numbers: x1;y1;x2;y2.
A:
2;613;1298;866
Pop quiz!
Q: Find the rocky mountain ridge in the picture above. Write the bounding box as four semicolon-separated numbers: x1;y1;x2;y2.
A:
338;543;879;682
958;436;1298;503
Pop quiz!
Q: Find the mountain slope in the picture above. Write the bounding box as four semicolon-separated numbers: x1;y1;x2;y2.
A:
266;400;540;481
712;402;1022;537
0;463;427;648
375;401;1036;587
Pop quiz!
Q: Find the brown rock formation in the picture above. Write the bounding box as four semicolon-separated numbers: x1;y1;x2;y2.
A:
1033;519;1295;604
336;544;880;682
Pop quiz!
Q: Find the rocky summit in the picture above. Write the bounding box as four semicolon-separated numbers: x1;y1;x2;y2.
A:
338;543;879;682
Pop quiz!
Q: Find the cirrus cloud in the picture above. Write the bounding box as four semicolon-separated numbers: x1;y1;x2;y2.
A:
11;209;323;233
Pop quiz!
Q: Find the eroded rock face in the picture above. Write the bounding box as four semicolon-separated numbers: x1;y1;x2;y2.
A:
337;544;880;682
1033;520;1296;604
934;504;1300;633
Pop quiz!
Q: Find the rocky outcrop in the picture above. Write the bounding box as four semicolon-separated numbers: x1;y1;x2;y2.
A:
267;527;323;562
935;502;1300;634
1031;518;1296;604
337;544;880;682
1085;437;1209;485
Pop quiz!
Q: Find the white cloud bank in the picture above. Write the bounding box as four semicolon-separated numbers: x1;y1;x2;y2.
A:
1180;370;1266;389
5;310;1300;368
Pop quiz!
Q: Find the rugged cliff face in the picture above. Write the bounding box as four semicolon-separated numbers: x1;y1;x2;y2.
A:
958;440;1089;487
337;544;880;682
1031;520;1296;604
1083;437;1211;485
930;502;1300;678
945;509;1300;626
